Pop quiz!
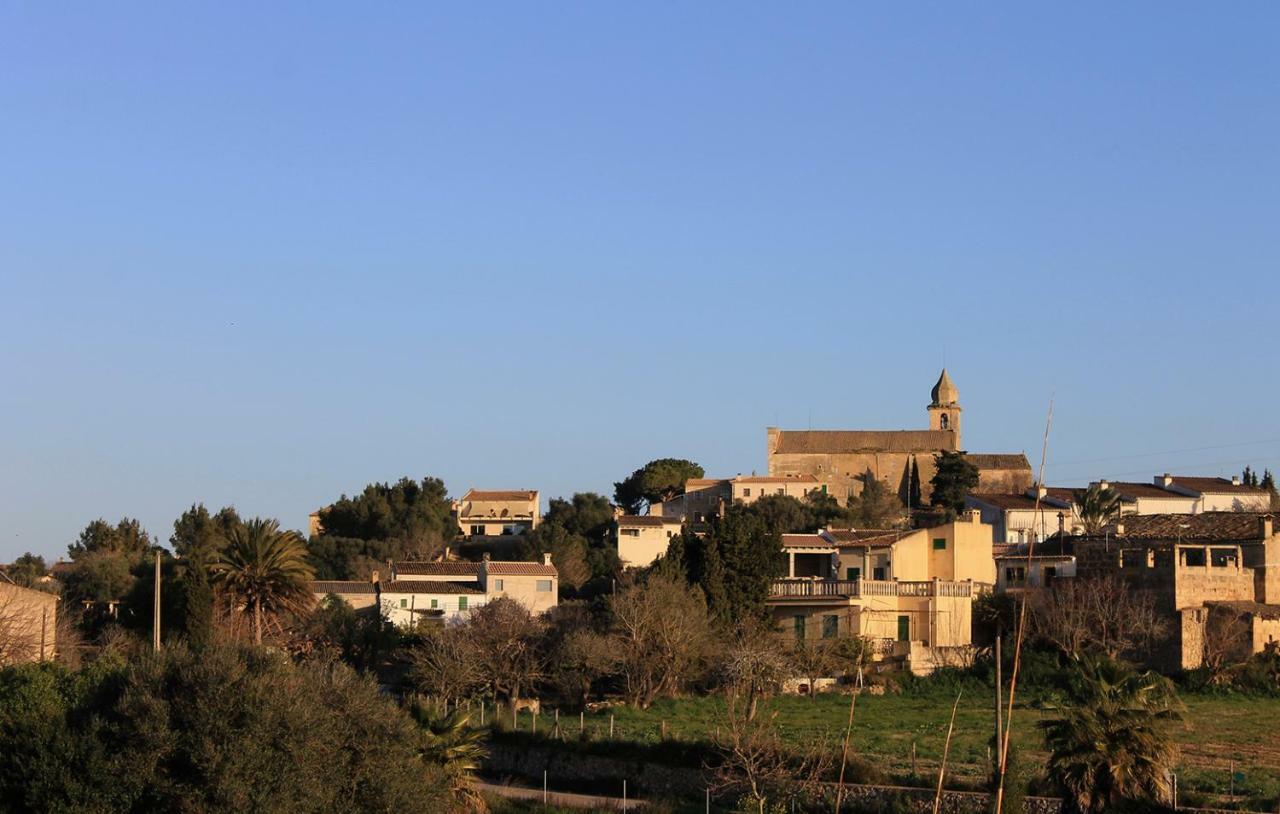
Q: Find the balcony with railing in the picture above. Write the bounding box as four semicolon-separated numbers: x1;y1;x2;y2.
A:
768;578;973;600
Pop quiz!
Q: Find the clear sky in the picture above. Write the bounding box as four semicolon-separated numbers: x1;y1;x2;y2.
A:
3;4;1278;560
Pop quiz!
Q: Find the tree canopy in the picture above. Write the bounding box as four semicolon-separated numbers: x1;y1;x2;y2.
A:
847;470;907;529
67;518;153;561
668;503;783;622
310;477;455;578
170;504;243;561
929;451;980;516
614;458;704;515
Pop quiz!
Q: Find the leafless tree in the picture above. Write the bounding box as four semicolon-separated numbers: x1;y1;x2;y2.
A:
552;628;617;708
1029;575;1167;660
788;639;837;700
711;696;831;814
610;573;713;708
409;624;485;705
464;598;547;704
720;620;789;720
1201;607;1251;683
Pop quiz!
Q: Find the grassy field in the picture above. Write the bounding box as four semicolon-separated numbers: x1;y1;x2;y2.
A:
492;690;1280;810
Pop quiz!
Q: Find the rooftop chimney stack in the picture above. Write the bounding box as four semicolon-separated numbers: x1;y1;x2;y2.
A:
542;553;553;566
1160;473;1173;488
1232;475;1242;487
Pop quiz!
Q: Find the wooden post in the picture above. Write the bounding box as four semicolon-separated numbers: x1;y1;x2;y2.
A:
580;710;585;735
512;702;517;730
152;550;161;652
661;719;667;740
480;700;486;726
932;691;963;814
912;741;917;777
994;633;1003;775
609;713;614;739
532;707;538;735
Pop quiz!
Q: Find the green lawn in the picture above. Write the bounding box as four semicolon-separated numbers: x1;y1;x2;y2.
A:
495;690;1280;810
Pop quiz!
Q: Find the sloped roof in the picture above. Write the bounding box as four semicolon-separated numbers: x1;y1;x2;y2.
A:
394;561;483;576
969;454;1032;471
685;479;731;491
1169;476;1268;496
733;475;820;484
485;561;558;576
380;580;485;595
462;489;538;502
781;533;833;549
311;580;377;595
617;515;681;528
1205;601;1280;621
823;529;911;547
772;430;957;455
969;493;1065;510
1105;481;1197;500
1109;512;1274;541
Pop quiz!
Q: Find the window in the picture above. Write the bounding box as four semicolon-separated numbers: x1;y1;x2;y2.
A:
932;538;947;551
873;567;886;580
470;524;485;536
493;579;504;591
1005;567;1025;584
822;615;839;639
743;488;752;497
1122;548;1149;568
1180;548;1206;567
430;599;438;609
940;413;949;430
793;615;806;641
399;598;407;608
458;596;468;610
1210;548;1237;568
536;580;552;592
846;567;861;581
621;528;640;537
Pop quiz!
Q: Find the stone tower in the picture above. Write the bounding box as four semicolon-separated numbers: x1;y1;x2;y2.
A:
927;368;961;447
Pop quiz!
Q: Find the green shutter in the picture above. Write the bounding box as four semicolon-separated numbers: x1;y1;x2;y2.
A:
932;538;947;550
458;596;468;610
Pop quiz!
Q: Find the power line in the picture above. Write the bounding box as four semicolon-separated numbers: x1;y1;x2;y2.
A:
1048;437;1280;468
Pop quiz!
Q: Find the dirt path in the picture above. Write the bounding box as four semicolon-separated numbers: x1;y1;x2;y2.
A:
479;781;646;810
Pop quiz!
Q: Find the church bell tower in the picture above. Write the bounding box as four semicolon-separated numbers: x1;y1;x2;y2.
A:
928;368;961;448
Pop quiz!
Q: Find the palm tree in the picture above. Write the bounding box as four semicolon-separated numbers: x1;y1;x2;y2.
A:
409;700;488;811
1074;484;1122;535
1040;655;1183;813
211;518;314;645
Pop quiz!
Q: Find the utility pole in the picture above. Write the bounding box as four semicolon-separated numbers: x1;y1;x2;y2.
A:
994;633;1003;773
153;550;161;652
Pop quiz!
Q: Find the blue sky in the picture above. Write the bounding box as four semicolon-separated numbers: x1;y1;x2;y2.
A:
2;4;1278;560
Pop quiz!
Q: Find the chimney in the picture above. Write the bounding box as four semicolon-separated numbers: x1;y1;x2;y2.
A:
963;508;981;524
1037;485;1047;500
1159;473;1173;488
542;553;553;566
1058;512;1066;536
370;570;380;585
482;552;491;562
1232;475;1242;487
1259;514;1273;540
1099;479;1110;491
1115;522;1125;537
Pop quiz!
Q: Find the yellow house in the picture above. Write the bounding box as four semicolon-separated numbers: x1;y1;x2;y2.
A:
453;489;541;538
767;511;995;674
615;515;683;568
373;555;559;626
0;580;58;664
731;475;824;504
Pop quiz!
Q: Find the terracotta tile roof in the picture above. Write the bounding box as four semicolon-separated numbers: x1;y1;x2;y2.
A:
968;454;1032;471
462;489;538;502
969;493;1068;511
781;533;833;548
823;529;910;547
394;561;483;576
380;580;485;595
1104;481;1196;500
685;479;731;491
773;430;957;455
1168;476;1268;495
733;475;820;484
485;561;558;576
1108;512;1274;542
1041;487;1079;503
617;515;682;528
993;539;1075;559
311;581;378;595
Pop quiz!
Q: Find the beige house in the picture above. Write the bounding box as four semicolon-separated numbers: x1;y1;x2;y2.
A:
0;580;57;664
766;370;1032;505
966;489;1076;543
453;489;541;538
310;580;380;611
1100;480;1199;516
1160;475;1272;512
993;539;1076;591
1076;513;1280;671
731;475;823;504
767;512;995;674
376;555;558;626
651;478;731;532
615;515;683;568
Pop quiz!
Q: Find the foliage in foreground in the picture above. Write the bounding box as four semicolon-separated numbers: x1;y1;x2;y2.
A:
0;644;452;813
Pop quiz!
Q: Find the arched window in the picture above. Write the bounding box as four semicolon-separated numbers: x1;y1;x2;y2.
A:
939;413;950;430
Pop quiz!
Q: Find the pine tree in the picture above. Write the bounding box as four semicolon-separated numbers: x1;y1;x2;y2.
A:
180;554;214;649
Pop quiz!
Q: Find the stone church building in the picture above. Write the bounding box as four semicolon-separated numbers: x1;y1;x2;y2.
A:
766;370;1032;506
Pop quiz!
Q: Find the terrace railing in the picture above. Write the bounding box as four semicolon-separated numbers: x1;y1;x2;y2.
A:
767;578;974;599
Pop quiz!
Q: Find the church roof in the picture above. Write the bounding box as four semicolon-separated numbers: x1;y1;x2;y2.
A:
968;453;1032;471
772;429;958;455
931;369;958;407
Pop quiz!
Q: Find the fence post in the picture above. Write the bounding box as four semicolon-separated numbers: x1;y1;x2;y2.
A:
532;708;538;735
580;710;585;735
543;769;548;804
609;713;614;739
